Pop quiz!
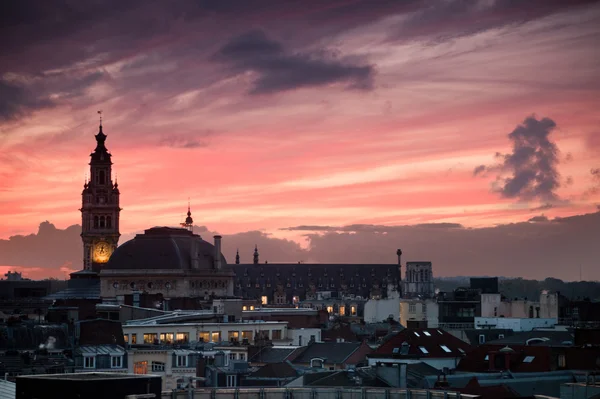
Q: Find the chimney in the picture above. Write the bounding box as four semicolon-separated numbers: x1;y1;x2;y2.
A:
214;235;222;270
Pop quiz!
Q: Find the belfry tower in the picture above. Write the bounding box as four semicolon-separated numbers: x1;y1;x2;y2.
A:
80;120;121;271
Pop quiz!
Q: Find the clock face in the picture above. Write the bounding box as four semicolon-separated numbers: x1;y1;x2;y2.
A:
93;241;112;263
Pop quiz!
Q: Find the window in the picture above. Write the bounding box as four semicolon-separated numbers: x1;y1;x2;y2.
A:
413;332;420;337
198;332;210;342
250;305;255;311
176;355;188;367
160;333;174;344
134;361;148;374
123;334;129;343
94;216;99;228
523;356;535;363
111;355;123;368
423;331;431;337
272;330;282;340
242;306;247;311
484;355;489;361
83;355;96;369
226;375;237;387
310;335;316;342
558;354;566;368
326;306;333;314
211;332;221;342
261;296;268;305
293;296;300;304
339;306;345;316
152;361;165;372
242;331;253;341
458;348;465;354
107;216;112;229
228;331;239;342
239;353;246;361
440;345;452;353
131;334;137;344
229;353;236;360
351;305;357;316
143;333;157;344
422;303;427;313
310;358;324;368
392;348;400;354
99;170;106;184
494;307;498;317
498;334;505;339
419;346;429;354
175;332;189;344
479;334;485;344
409;303;416;314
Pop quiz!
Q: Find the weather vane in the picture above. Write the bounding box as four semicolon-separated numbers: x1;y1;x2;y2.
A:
97;110;103;126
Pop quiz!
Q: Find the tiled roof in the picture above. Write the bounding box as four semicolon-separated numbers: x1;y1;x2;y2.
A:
249;347;304;363
231;263;400;300
247;362;298;379
292;342;363;365
75;345;125;356
0;379;15;399
372;328;472;359
44;283;100;300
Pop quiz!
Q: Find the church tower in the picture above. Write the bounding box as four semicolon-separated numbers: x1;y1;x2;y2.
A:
80;121;121;271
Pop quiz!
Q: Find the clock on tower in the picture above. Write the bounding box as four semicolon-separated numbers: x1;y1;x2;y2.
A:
80;120;121;272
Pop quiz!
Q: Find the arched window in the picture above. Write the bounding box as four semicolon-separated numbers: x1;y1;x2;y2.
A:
99;216;105;228
93;216;99;228
99;170;106;185
107;216;112;229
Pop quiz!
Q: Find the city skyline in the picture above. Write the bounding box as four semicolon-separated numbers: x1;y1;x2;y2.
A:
1;1;599;280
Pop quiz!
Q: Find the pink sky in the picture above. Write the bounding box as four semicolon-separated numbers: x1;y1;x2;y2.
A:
0;1;599;279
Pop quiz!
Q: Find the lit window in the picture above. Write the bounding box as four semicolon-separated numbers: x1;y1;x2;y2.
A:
152;361;165;372
131;334;137;344
228;331;240;341
176;355;188;367
111;355;123;368
423;331;431;337
293;296;300;304
83;355;96;369
198;332;210;342
339;306;345;316
242;306;247;311
351;306;357;316
261;296;268;305
523;356;535;363
123;334;129;343
440;345;452;353
326;306;333;314
143;333;157;344
242;331;253;340
134;361;148;374
419;346;429;354
272;330;282;340
160;333;174;344
211;332;221;342
250;305;255;310
175;333;189;343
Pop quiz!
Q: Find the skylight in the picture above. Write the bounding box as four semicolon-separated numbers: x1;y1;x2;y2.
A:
423;331;431;336
484;355;489;361
419;346;429;354
440;345;452;353
413;332;420;337
523;356;535;363
437;330;443;335
392;348;400;354
458;348;465;354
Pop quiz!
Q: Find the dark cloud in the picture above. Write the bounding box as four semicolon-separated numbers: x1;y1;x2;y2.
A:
531;203;554;211
391;0;600;42
4;211;600;280
527;215;549;222
473;165;486;176
475;116;562;203
0;79;54;121
214;30;374;94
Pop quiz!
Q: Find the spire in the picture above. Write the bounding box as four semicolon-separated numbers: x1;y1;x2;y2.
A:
181;201;193;232
253;245;259;265
235;249;240;264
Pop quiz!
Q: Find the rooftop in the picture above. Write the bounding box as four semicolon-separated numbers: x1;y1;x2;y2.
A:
17;372;159;381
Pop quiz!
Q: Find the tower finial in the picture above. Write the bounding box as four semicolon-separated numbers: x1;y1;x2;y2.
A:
97;110;103;127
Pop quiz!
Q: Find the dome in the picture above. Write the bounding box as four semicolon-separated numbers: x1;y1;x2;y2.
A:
105;227;227;271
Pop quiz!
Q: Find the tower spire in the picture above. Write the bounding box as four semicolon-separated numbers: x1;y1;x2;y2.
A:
235;249;240;264
253;245;259;265
98;110;103;128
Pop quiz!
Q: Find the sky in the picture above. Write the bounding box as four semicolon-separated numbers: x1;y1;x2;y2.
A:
1;0;599;280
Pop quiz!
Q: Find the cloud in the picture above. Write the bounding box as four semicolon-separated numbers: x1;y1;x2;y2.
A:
0;79;54;121
214;30;375;94
475;115;562;203
527;215;549;222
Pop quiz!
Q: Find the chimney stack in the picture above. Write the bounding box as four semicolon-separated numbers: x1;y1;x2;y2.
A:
214;235;222;269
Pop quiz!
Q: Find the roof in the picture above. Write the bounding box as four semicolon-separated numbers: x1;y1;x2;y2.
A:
0;379;15;399
322;324;360;342
231;263;401;301
103;227;228;271
44;282;100;300
75;345;125;356
440;377;520;399
486;330;575;347
247;362;298;379
249;346;304;363
463;329;514;346
292;342;364;365
371;328;472;359
302;368;391;387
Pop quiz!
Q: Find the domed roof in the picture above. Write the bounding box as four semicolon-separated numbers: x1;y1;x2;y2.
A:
105;227;228;271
